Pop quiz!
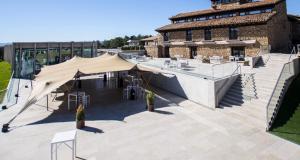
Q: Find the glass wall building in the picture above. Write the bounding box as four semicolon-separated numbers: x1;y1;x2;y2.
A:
12;41;98;79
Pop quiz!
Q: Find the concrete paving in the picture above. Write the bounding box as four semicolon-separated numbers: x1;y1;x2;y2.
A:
0;79;299;160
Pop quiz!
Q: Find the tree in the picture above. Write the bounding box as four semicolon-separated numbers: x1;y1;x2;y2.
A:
110;37;124;48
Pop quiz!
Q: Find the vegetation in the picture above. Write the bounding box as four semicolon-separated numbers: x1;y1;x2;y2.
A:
76;104;85;121
101;34;152;49
270;75;300;144
146;91;155;112
0;61;11;103
147;91;155;105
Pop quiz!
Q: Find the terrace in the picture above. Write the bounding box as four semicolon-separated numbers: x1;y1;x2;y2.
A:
1;77;300;159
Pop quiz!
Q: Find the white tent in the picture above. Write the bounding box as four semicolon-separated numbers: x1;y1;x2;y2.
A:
6;53;160;125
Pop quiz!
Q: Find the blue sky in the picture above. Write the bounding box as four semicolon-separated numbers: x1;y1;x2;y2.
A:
0;0;299;42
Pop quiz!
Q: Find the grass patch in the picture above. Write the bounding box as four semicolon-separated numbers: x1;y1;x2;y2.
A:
0;61;11;103
270;75;300;144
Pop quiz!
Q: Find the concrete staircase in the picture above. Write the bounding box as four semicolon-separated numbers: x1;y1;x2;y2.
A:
218;54;291;129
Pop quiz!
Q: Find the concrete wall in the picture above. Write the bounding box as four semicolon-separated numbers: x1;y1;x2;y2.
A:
144;70;238;109
4;45;13;64
214;75;239;106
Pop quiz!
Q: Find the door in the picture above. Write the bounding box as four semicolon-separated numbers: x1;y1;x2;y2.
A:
190;47;197;59
164;47;170;58
231;47;245;61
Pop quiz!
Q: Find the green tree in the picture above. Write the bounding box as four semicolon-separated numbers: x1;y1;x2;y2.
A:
110;37;124;48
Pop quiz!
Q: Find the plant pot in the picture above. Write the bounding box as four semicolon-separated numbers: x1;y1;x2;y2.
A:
244;61;250;66
76;120;85;129
147;104;154;112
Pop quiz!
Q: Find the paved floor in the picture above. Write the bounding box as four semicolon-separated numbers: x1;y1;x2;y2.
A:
0;79;299;160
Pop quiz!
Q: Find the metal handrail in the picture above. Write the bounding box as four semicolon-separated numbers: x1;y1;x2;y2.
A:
288;47;296;62
0;71;14;105
266;46;298;130
266;61;293;130
5;71;15;102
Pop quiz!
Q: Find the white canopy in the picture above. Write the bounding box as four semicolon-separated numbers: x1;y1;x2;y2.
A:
8;53;159;124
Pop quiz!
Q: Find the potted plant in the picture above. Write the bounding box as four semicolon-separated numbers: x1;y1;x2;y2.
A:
146;91;155;112
202;56;210;63
76;104;85;129
244;60;250;66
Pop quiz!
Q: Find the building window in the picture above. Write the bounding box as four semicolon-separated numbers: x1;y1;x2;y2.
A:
229;27;238;40
186;30;193;41
204;29;212;40
163;32;169;41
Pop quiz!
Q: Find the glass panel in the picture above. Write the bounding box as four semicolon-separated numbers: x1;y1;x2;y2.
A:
35;49;47;74
20;49;34;79
186;30;192;41
82;48;92;58
48;48;60;65
61;48;72;62
74;48;82;57
204;29;212;40
14;49;21;78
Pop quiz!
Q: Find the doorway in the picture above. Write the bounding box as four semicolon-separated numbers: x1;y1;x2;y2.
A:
190;47;197;59
231;47;245;61
164;47;170;58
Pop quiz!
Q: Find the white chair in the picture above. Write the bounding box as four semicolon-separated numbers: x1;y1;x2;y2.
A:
77;94;90;108
229;56;235;62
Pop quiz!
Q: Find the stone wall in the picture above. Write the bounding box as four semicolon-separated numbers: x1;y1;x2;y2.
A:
192;30;204;41
290;20;300;45
197;45;231;58
145;45;162;58
212;28;228;41
267;0;291;52
169;46;190;58
169;31;185;41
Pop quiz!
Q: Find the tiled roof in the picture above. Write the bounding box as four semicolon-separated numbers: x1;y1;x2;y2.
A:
170;0;282;20
141;36;159;41
288;14;300;22
156;12;276;32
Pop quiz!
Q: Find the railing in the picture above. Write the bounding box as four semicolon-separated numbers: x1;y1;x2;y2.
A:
266;47;298;131
134;57;240;81
288;47;297;62
0;71;19;110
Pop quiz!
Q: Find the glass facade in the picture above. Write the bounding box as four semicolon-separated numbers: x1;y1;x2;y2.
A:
20;49;35;79
13;42;97;79
48;48;60;65
35;49;47;74
82;48;92;58
61;48;72;62
74;48;82;57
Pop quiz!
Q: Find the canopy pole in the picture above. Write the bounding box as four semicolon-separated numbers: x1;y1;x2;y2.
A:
76;71;80;109
47;95;49;111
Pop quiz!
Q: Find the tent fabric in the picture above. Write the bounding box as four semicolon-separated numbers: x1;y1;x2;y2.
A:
8;53;162;124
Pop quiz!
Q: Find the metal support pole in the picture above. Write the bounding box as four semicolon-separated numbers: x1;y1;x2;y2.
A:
47;94;49;111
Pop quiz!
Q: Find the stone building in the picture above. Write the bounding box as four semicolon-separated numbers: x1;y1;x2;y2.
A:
144;0;300;59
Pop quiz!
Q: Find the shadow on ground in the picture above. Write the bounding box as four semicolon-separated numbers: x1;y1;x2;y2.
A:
26;79;178;127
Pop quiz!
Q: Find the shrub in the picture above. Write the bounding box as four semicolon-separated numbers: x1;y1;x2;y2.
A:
76;104;85;121
147;91;155;105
